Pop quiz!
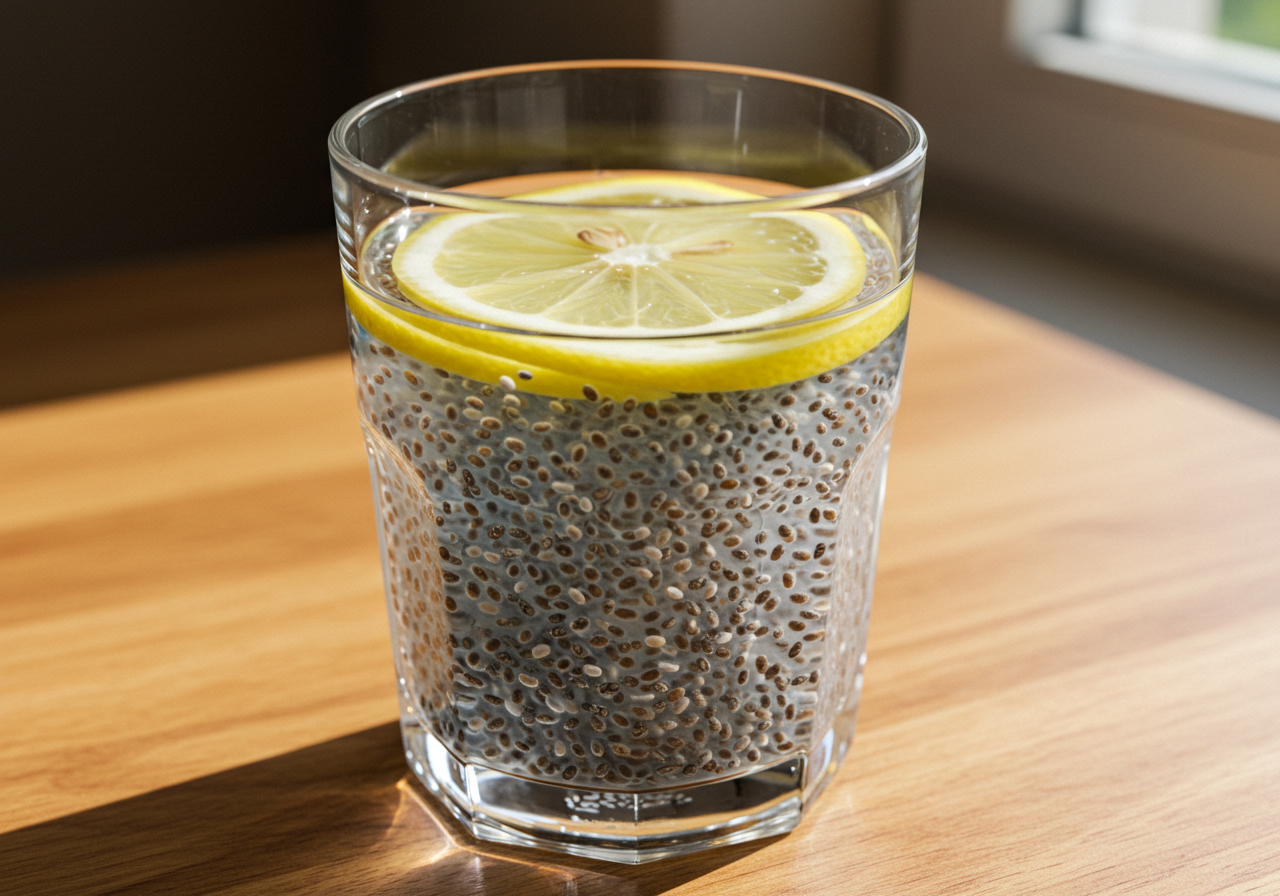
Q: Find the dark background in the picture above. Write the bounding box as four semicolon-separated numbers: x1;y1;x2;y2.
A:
0;0;662;277
0;1;681;406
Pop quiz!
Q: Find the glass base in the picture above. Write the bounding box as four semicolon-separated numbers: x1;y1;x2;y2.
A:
402;719;845;864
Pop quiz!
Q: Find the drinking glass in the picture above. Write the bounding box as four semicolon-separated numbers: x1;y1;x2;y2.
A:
329;60;925;863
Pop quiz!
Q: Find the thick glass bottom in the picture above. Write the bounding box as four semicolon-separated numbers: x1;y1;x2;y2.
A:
401;714;852;864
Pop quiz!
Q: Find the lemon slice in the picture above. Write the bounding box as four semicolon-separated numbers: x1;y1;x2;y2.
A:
346;174;909;399
391;185;866;339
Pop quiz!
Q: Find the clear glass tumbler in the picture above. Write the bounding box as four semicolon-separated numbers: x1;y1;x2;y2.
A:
329;60;925;863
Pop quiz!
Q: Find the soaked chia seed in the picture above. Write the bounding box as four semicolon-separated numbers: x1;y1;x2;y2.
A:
351;312;904;790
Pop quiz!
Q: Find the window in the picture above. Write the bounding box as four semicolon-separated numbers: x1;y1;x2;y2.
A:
892;0;1280;302
1019;0;1280;122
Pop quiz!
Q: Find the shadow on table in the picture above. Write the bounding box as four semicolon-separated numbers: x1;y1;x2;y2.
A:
0;723;766;895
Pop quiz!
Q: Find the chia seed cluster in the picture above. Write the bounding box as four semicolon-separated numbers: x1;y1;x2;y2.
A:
351;313;904;791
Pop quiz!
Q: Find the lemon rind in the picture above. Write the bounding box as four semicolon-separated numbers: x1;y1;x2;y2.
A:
345;272;910;400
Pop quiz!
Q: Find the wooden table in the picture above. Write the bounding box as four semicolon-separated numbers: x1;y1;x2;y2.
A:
3;274;1279;894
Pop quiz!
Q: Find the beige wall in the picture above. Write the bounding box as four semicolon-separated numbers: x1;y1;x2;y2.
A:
892;0;1280;303
659;0;889;93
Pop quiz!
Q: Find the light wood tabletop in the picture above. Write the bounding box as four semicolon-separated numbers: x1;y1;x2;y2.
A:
3;273;1279;894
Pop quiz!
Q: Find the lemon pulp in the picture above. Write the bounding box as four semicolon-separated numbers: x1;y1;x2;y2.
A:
345;173;909;399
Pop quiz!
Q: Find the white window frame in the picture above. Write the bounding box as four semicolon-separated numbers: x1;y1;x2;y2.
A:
893;0;1280;303
1020;0;1280;124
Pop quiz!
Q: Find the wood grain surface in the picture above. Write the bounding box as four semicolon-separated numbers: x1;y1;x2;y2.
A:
3;274;1279;894
0;234;347;408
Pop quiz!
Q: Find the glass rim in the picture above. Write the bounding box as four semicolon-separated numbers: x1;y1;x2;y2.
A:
328;58;927;213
